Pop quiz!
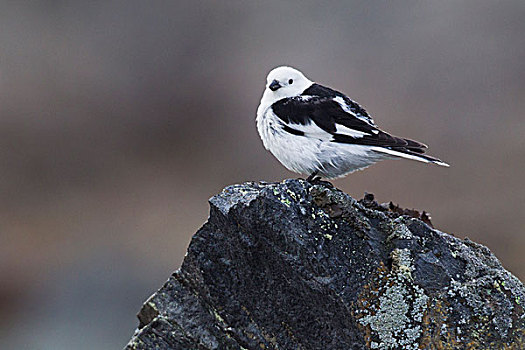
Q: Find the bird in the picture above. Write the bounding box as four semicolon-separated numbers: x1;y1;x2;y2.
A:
256;66;449;181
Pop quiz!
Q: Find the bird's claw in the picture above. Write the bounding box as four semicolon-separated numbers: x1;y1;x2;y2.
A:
305;171;319;183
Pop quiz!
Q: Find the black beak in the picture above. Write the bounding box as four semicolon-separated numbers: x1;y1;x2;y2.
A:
269;80;281;91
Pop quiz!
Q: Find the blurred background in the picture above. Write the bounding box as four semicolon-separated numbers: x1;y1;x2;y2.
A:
0;1;524;348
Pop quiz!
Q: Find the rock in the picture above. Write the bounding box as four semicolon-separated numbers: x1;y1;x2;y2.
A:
125;179;525;350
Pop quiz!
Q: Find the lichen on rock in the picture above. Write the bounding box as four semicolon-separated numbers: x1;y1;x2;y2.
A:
356;249;429;350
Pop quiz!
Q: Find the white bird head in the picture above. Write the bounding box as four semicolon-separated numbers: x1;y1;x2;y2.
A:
261;66;313;104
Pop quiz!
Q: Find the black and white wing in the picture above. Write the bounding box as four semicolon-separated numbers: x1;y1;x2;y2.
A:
270;83;448;166
301;83;376;126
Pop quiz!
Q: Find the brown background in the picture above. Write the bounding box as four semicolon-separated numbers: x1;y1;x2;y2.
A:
1;1;524;349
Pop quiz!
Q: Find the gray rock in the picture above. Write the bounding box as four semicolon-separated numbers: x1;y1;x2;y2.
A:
125;179;525;349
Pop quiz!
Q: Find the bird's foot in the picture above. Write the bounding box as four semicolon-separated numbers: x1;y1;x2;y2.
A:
305;171;319;183
306;171;331;186
309;176;324;184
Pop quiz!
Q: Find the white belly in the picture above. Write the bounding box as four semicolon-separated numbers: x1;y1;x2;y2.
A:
256;107;386;179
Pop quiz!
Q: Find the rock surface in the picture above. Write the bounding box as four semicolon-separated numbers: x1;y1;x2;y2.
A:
125;179;525;349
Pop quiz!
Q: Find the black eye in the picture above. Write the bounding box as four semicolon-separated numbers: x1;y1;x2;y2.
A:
288;79;293;84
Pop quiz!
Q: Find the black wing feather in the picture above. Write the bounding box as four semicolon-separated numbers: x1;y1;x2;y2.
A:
272;96;377;135
302;84;374;125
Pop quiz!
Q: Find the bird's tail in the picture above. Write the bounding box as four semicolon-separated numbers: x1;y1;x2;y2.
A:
371;146;449;167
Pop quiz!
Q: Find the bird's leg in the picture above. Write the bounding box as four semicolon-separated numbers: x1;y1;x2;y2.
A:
306;170;320;183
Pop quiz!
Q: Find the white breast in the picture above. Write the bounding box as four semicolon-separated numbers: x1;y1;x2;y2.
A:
257;105;323;175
